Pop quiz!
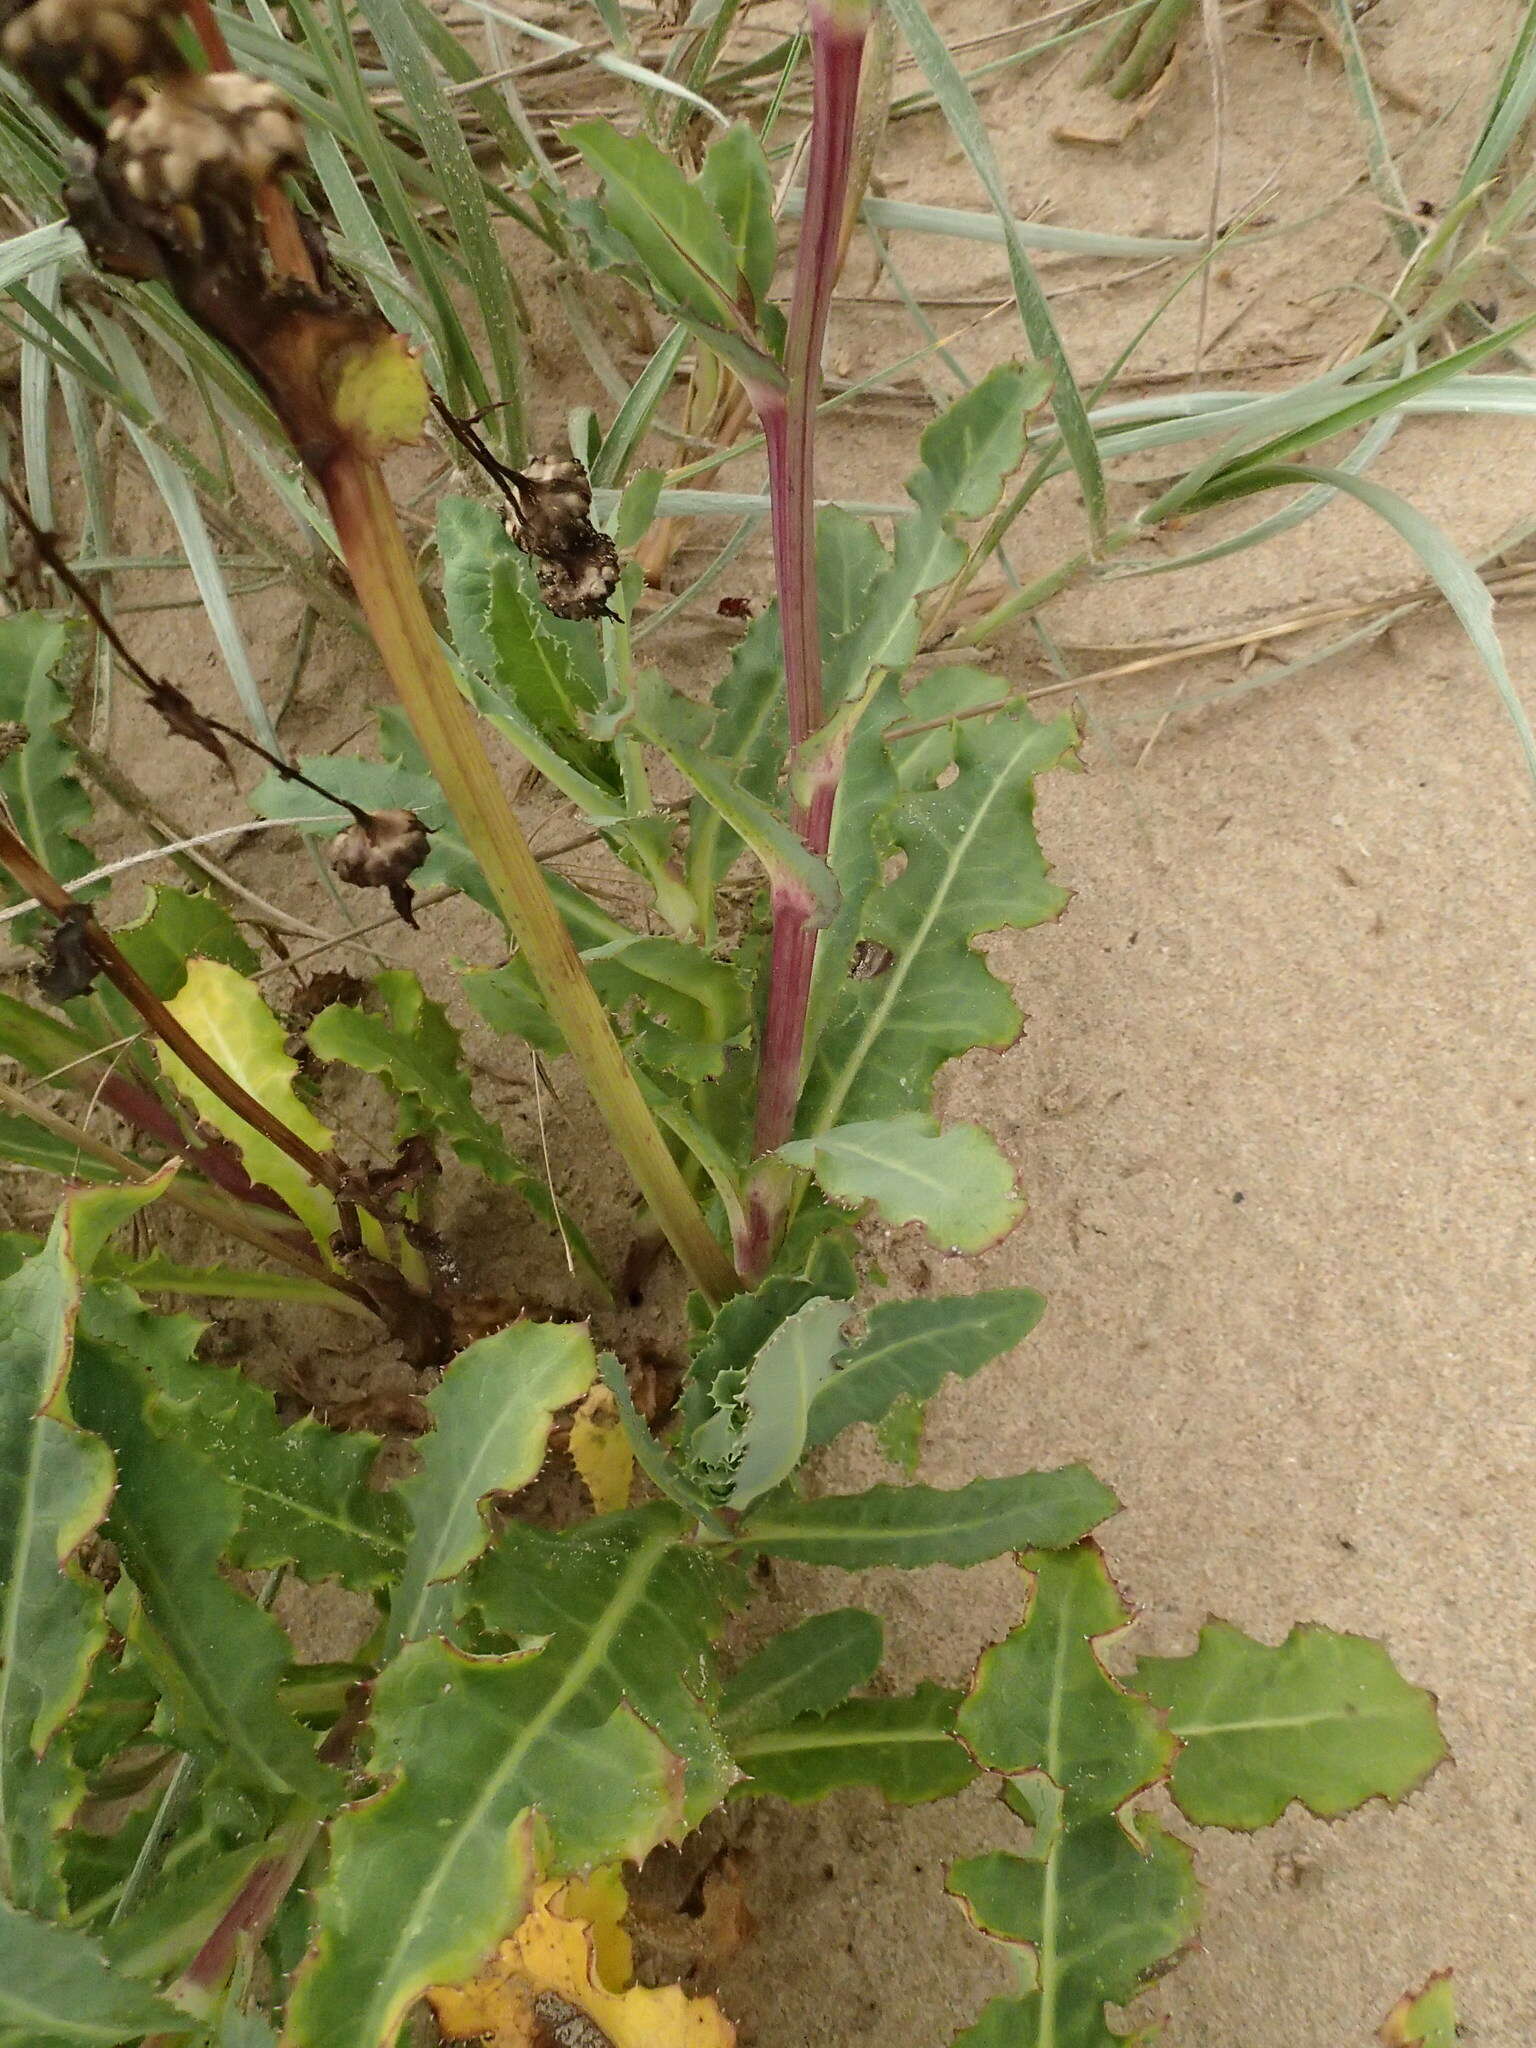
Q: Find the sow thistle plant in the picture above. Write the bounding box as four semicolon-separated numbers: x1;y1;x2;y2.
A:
0;2;1459;2044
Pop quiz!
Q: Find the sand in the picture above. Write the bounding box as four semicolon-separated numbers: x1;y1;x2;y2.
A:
4;0;1533;2041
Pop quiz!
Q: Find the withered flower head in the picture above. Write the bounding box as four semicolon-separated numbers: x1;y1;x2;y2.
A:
328;807;431;926
105;73;304;216
2;0;184;120
503;457;620;623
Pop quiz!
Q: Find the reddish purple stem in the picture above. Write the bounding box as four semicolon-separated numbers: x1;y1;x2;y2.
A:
747;3;868;1242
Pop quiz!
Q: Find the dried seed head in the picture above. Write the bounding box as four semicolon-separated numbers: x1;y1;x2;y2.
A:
510;457;595;557
106;73;304;212
328;807;431;926
2;0;183;114
531;534;622;622
502;455;620;622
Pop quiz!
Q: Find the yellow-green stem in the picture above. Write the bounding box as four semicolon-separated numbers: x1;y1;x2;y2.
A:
321;451;740;1305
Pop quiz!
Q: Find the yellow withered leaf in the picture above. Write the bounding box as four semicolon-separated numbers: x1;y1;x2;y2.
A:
568;1384;634;1515
329;331;430;458
428;1877;734;2048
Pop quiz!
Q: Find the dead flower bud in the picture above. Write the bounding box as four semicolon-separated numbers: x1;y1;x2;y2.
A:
328;807;431;926
2;0;184;127
504;456;620;622
106;74;304;218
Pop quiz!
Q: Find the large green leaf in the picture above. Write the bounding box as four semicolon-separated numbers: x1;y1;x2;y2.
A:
738;1469;1115;1568
0;612;97;929
733;1682;976;1806
959;1547;1173;1805
0;1179;167;1912
720;1608;884;1740
779;1113;1022;1253
438;497;617;793
387;1320;596;1651
1135;1621;1447;1829
68;1293;337;1805
950;1807;1197;2048
140;1347;406;1591
470;1502;744;1820
113;885;258;1000
806;1288;1043;1451
156;959;339;1248
950;1544;1199;2048
289;1620;688;2047
0;1898;191;2044
802;700;1075;1136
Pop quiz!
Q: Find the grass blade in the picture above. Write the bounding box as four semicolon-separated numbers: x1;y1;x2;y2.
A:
1204;461;1536;797
366;0;527;457
882;0;1106;539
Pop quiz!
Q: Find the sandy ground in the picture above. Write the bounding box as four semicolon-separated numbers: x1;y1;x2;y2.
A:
4;0;1533;2042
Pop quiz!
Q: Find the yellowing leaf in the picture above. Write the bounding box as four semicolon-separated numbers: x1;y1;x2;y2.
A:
569;1385;634;1515
330;332;430;457
157;959;338;1248
558;1867;632;1993
429;1878;734;2048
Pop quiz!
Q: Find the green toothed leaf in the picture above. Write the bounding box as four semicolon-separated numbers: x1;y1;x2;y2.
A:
113;885;258;999
438;497;618;793
950;1544;1199;2048
1135;1621;1448;1829
733;1682;976;1806
307;970;589;1259
721;1609;884;1741
0;612;97;937
950;1808;1198;2048
807;1288;1043;1451
0;1898;192;2042
69;1291;337;1805
803;700;1075;1135
779;1113;1023;1252
289;1594;689;2048
388;1320;596;1651
0;1177;170;1913
697;120;777;313
138;1347;406;1590
722;1296;847;1510
822;368;1046;703
739;1469;1115;1568
470;1502;744;1821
